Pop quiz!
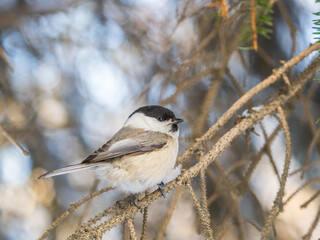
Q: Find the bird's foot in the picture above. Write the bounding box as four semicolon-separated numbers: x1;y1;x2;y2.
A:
131;193;141;210
157;181;166;198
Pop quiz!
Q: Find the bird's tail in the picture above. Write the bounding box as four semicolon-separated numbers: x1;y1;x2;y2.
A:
37;163;104;179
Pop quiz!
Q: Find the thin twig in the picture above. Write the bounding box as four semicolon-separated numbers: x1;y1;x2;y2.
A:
193;76;223;136
289;160;320;176
0;124;29;156
259;122;281;183
77;179;100;225
160;68;215;105
212;161;246;240
260;107;292;239
127;217;138;240
276;0;296;58
193;19;243;137
257;47;274;67
282;73;291;86
0;46;13;70
220;0;229;18
226;67;254;108
300;92;316;134
123;221;129;240
251;0;258;51
200;167;213;235
215;210;233;240
155;188;183;240
140;206;148;240
38;186;113;240
241;124;282;192
284;178;320;205
300;190;320;209
186;182;214;240
226;159;250;176
300;128;320;178
302;203;320;240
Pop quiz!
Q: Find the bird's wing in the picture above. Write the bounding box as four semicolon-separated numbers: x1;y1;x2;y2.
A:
37;130;169;179
82;132;168;164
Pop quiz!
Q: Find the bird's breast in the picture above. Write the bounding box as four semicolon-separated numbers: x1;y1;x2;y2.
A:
122;137;178;180
99;136;179;193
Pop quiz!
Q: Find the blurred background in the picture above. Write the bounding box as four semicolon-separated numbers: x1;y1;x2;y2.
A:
1;0;320;239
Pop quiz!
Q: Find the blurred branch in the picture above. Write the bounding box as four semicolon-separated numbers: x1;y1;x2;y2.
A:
251;0;258;51
259;122;281;183
160;68;215;105
302;203;320;240
155;188;183;240
206;0;229;18
0;46;13;70
300;127;320;178
276;0;296;58
193;19;244;136
77;179;100;225
0;4;66;28
300;190;320;209
289;160;320;176
0;124;29;156
284;177;320;205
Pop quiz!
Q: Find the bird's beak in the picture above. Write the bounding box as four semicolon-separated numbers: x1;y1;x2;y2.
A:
173;118;183;124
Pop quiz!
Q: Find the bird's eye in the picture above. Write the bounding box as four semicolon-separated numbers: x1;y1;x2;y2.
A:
158;117;164;122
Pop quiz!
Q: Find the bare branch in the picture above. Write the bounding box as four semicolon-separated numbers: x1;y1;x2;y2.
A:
39;186;113;240
260;106;293;239
155;188;183;240
177;42;320;165
302;203;320;240
186;182;214;240
140;206;148;240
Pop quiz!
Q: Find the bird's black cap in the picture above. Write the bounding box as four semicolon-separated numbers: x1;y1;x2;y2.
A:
129;105;176;122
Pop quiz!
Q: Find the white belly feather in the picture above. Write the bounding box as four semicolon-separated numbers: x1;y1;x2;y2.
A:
96;137;179;193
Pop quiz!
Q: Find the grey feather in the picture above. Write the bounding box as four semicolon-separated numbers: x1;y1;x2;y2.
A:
82;127;168;164
37;163;104;179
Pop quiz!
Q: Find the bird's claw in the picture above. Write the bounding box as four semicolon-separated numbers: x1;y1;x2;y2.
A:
157;181;166;198
131;194;141;210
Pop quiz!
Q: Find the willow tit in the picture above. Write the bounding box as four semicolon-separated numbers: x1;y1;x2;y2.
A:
38;105;183;195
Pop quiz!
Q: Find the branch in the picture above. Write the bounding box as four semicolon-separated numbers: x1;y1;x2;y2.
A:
186;182;214;239
126;217;138;240
0;46;13;70
39;186;113;240
155;188;183;240
251;0;258;51
140;205;149;240
67;49;320;239
0;124;29;156
260;106;292;239
177;42;320;165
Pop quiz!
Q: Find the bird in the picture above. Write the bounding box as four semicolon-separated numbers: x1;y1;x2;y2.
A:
38;105;183;201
